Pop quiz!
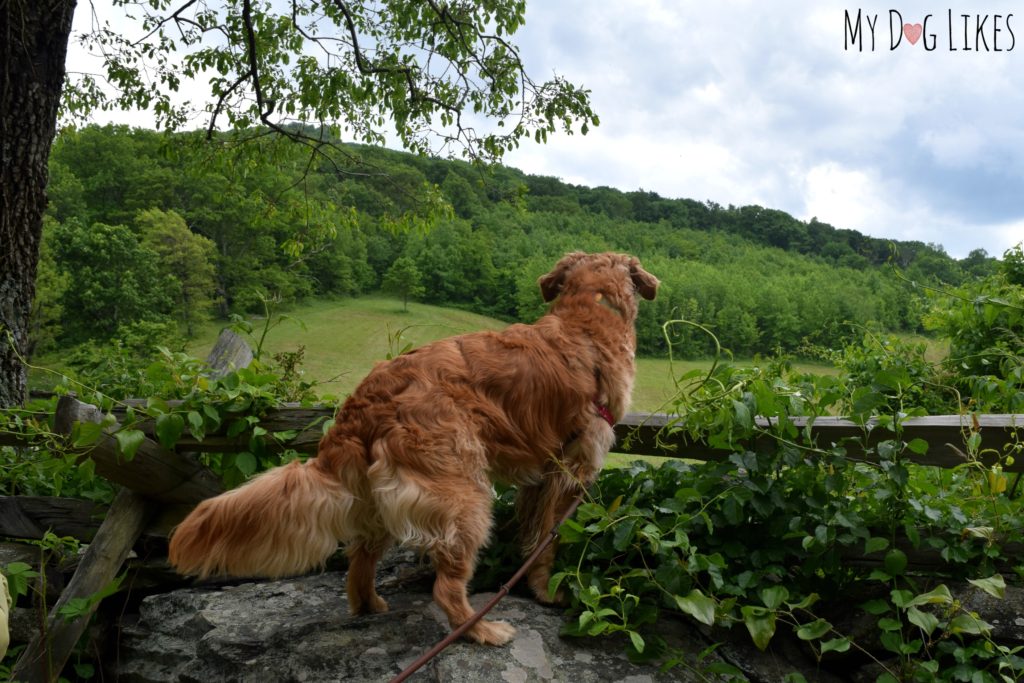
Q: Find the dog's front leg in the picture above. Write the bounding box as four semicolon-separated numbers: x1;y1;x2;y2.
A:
517;473;585;605
519;423;613;603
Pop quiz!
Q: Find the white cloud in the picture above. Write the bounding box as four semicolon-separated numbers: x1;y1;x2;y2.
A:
65;0;1024;259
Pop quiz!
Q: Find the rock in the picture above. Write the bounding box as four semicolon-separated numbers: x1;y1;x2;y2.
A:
107;548;928;682
961;584;1024;644
110;556;733;683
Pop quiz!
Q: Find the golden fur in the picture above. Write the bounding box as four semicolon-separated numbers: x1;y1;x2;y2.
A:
168;252;658;645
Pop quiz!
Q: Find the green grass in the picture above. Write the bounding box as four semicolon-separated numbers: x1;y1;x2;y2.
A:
187;296;508;398
187;296;835;412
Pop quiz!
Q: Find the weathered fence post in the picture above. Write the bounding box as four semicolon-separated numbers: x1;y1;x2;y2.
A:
10;395;221;682
206;327;254;379
10;488;153;683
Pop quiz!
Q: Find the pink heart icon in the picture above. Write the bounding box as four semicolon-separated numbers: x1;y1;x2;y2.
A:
903;23;923;45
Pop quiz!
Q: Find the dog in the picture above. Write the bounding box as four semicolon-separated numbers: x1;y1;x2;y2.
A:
168;251;658;645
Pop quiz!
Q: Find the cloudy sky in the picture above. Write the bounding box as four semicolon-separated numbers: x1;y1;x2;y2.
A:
67;1;1022;259
500;1;1023;259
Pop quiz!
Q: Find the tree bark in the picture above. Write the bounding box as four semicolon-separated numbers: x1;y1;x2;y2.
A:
0;0;77;408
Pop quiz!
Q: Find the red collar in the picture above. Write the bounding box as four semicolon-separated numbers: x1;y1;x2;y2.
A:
594;400;616;427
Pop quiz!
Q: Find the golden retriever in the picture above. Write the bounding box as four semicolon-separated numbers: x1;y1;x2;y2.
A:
169;251;658;645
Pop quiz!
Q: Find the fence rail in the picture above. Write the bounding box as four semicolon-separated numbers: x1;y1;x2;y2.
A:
1;333;1021;681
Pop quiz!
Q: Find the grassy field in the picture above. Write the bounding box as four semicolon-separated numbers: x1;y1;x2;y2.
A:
185;296;835;412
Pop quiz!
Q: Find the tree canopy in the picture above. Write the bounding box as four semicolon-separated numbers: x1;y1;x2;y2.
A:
0;0;598;407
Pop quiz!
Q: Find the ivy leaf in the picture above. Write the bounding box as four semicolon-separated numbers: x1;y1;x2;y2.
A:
559;518;585;543
796;618;832;641
883;549;908;576
155;412;184;449
947;614;992;636
234;452;258;477
575;502;606;523
612;518;637;552
906;606;939;636
741;605;776;651
906;438;929;455
114;429;146;460
968;574;1006;600
187;410;205;441
864;537;889;554
731;400;753;431
674;589;717;626
905;585;953;607
760;586;789;610
820;637;851;654
72;421;104;448
628;630;645;654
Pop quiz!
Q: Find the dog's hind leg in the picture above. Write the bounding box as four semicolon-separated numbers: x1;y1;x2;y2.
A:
428;485;516;646
346;537;390;615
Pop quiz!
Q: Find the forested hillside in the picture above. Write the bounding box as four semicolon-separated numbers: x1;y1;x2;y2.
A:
34;124;997;361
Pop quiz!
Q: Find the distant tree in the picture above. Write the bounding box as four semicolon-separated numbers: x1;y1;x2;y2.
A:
27;219;69;357
49;220;173;342
136;208;219;337
1001;243;1024;286
960;248;996;279
0;0;597;407
382;257;425;312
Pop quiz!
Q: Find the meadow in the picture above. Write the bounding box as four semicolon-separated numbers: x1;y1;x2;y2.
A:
185;295;836;413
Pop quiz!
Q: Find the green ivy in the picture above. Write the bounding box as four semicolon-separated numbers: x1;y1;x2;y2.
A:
531;357;1024;680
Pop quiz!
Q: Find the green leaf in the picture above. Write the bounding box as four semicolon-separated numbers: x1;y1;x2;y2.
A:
155;412;185;449
72;421;104;448
864;537;889;554
877;617;902;631
796;618;832;641
741;605;776;651
547;572;567;598
612;518;637;552
905;585;953;607
968;574;1006;599
2;562;40;598
820;637;851;654
948;613;992;636
226;417;250;438
187;410;205;440
674;589;717;626
760;586;789;610
861;598;890;615
235;452;258;477
628;630;645;654
883;549;908;576
906;438;929;455
559;518;585;543
575;502;606;522
732;400;753;430
114;429;146;460
906;606;939;635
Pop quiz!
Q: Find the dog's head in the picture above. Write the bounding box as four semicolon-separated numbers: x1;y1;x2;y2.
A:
538;252;658;320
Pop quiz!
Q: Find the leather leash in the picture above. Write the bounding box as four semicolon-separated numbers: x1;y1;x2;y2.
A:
389;492;585;683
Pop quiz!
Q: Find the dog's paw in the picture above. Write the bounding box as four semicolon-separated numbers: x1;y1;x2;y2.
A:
466;619;516;646
368;595;389;614
350;594;389;616
527;571;566;606
533;587;567;606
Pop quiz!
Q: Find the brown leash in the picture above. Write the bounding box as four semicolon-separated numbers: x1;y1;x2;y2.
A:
389;492;585;683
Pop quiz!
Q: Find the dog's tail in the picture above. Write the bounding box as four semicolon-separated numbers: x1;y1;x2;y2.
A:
168;457;356;579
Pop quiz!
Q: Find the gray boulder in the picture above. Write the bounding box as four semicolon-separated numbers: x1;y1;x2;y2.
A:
113;570;719;682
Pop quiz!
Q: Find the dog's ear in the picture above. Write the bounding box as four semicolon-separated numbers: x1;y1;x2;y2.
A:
629;260;659;300
538;252;587;302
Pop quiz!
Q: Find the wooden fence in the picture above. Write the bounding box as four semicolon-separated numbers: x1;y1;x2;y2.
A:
1;331;1022;680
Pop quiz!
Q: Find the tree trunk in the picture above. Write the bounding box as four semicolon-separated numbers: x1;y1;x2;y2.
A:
0;0;76;408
